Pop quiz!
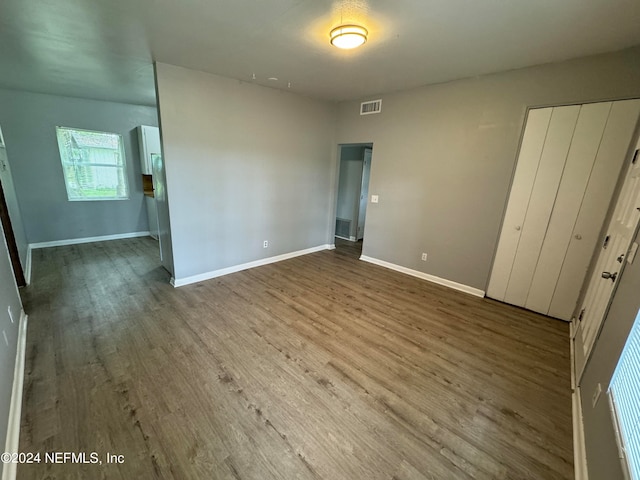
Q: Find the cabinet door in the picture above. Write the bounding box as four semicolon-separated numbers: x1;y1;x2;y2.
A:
144;126;162;158
138;127;151;174
487;108;552;301
503;105;580;307
525;102;611;317
138;126;161;175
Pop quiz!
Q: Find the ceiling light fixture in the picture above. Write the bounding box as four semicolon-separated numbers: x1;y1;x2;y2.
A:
330;24;368;49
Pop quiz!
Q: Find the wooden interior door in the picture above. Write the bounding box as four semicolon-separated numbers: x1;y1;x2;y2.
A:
579;141;640;363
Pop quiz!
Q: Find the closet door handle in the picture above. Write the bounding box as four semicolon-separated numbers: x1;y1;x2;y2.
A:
574;234;582;240
601;271;618;282
515;225;521;231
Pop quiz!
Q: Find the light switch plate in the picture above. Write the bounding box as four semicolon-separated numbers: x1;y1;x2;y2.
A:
371;195;379;204
627;242;638;264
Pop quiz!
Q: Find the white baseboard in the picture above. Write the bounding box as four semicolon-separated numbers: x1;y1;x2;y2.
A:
24;247;32;285
359;255;485;298
571;327;589;480
2;310;28;480
29;231;151;250
334;235;357;242
328;244;336;250
172;244;334;287
572;389;589;480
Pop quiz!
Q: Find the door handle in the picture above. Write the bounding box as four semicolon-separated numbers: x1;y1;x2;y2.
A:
601;271;618;282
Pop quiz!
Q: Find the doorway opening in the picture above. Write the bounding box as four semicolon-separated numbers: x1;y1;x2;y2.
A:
0;127;27;287
0;180;25;286
334;143;373;259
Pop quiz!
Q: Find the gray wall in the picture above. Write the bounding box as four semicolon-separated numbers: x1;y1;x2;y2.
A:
155;63;337;282
336;146;365;239
0;222;24;478
580;227;640;480
0;89;159;243
336;46;640;291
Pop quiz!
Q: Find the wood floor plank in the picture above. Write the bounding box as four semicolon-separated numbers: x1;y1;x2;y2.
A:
18;237;572;479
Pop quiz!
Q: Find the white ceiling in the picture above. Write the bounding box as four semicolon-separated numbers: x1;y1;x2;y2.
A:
1;0;639;106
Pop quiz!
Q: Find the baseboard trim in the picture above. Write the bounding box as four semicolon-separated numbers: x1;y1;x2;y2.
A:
571;326;589;480
334;235;357;242
29;231;151;249
359;255;485;298
172;244;334;287
572;388;590;479
2;310;28;480
24;247;32;285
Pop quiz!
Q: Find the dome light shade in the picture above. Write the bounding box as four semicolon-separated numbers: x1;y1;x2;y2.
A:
330;25;368;49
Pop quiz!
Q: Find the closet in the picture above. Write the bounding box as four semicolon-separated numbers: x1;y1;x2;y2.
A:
488;99;640;321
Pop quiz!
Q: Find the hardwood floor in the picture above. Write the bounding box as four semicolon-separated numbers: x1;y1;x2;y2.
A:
334;237;363;259
18;238;573;479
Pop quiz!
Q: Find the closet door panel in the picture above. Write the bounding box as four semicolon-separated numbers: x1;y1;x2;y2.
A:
549;99;640;319
487;108;552;301
504;105;580;307
525;102;612;316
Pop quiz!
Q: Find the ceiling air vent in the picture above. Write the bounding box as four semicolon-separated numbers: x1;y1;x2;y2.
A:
360;99;382;115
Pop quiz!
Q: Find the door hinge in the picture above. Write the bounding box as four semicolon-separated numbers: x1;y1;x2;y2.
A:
603;235;610;249
633;149;639;165
579;308;585;321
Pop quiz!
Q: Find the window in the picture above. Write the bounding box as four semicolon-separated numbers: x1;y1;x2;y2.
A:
56;127;129;201
609;308;640;480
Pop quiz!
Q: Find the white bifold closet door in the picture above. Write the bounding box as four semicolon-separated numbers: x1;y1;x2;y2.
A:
488;99;640;320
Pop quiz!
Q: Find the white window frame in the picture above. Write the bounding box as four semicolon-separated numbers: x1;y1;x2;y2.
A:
56;126;129;201
608;307;640;480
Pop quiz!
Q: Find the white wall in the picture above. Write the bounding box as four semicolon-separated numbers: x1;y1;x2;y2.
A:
336;46;640;292
0;222;23;479
155;63;337;282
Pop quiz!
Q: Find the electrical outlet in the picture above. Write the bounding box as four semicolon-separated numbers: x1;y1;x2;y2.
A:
2;330;8;347
371;195;379;203
263;240;269;248
421;253;427;261
7;306;13;323
592;383;602;407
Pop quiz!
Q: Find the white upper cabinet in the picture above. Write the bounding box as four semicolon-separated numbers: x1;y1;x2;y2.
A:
138;125;161;175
